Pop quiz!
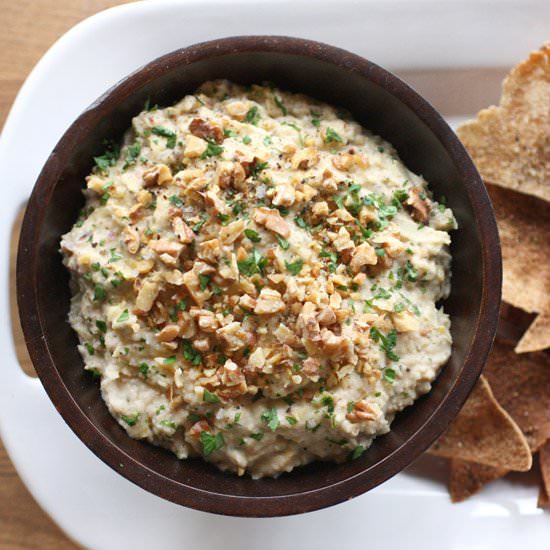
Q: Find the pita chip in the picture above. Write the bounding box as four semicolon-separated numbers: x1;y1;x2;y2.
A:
457;43;550;203
538;440;550;509
430;375;531;471
488;184;550;353
516;313;550;354
483;339;550;452
449;459;508;503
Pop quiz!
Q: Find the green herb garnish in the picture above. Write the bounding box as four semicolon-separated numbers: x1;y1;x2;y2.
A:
285;258;304;275
151;126;177;148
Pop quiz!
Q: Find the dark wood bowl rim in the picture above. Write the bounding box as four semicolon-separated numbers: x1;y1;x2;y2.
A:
16;35;501;517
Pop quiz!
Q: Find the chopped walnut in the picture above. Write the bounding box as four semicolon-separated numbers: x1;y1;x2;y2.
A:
171;217;195;244
123;226;140;254
246;348;266;372
189;419;210;438
219;220;246;244
190;308;219;333
291;147;319;170
216;322;249;352
220;359;246;387
135;278;161;313
331;227;355;253
317;307;337;326
392;310;420;332
197;239;221;264
311;201;329;222
349;242;377;272
252;207;290;238
271;182;296;207
183;135;207;158
406;187;431;224
297;301;321;342
203;188;229;215
218;253;239;281
216;161;247;191
254;288;286;315
189;118;224;144
302;357;320;382
143;164;172;187
156;324;181;342
224;100;249;120
346;400;376;423
149;238;184;258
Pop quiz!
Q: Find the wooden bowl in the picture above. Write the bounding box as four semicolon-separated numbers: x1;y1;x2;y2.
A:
16;36;501;517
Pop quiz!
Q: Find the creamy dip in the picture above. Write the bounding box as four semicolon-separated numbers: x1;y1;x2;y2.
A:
61;81;456;478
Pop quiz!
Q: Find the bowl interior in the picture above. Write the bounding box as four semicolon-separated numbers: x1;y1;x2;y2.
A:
18;38;496;516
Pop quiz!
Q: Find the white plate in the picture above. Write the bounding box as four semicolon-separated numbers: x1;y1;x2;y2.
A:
1;1;549;548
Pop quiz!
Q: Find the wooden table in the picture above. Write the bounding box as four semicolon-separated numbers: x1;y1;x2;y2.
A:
0;3;130;547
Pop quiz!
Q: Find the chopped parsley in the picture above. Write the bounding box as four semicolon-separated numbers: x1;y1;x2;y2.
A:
200;431;225;456
274;94;287;115
123;142;141;169
324;127;343;144
405;260;418;282
151;126;177;148
249;432;264;441
370;327;400;361
384;368;397;384
95;320;107;333
116;309;129;323
237;249;267;277
261;408;280;431
350;445;365;460
245;105;260;125
285;258;304;275
93;283;106;302
242;135;252;145
199;274;210;291
286;415;298;425
203;389;220;404
201;139;224;159
321;394;335;413
84;343;94;355
121;413;139;427
138;363;149;378
163;356;176;365
182;339;202;365
160;419;177;430
93;140;120;175
169;195;183;207
319;248;338;273
276;234;289;249
244;228;261;243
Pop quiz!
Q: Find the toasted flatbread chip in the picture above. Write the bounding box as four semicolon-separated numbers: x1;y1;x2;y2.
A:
430;376;531;471
445;340;550;501
487;184;550;319
538;440;550;509
457;43;550;203
483;339;550;452
537;485;549;508
449;459;508;503
516;313;550;354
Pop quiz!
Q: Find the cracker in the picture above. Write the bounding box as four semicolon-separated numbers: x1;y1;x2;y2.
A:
430;376;531;471
457;43;550;203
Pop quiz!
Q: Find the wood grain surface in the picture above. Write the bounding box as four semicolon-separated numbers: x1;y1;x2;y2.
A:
0;3;131;548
